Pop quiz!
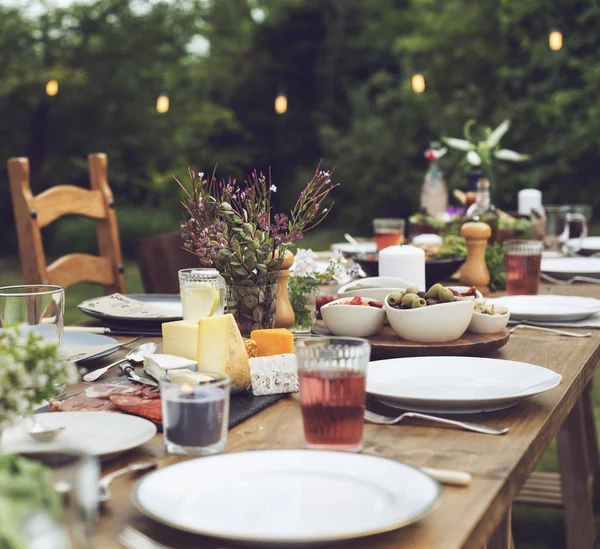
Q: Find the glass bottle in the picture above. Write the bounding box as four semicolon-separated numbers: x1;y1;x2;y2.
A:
466;177;499;242
420;142;448;217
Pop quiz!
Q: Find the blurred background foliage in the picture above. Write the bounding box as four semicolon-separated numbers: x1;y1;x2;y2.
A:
1;0;598;257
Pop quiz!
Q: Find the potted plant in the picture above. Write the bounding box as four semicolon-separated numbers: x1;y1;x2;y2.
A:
178;165;337;336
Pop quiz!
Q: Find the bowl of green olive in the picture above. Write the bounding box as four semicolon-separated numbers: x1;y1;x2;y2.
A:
384;283;476;343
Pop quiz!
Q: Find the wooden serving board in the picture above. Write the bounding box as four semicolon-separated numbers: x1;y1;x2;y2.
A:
312;321;510;359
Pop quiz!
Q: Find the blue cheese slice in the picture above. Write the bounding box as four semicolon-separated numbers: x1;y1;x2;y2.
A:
144;354;197;381
249;354;298;396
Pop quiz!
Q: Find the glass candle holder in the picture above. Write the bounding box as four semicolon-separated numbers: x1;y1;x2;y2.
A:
504;240;544;296
373;218;405;251
295;337;371;453
160;372;230;456
178;268;226;322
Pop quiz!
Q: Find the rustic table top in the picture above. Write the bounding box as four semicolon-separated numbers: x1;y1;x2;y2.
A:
66;284;600;549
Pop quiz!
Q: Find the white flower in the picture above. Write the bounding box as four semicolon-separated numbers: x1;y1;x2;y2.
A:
466;150;482;165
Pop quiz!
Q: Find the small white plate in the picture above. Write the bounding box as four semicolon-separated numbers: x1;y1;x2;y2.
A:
541;257;600;278
489;294;600;322
62;332;119;364
132;450;440;545
567;236;600;253
1;412;157;459
367;356;561;414
331;242;377;255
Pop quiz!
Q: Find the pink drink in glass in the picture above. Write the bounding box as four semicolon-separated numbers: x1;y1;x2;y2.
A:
504;240;543;296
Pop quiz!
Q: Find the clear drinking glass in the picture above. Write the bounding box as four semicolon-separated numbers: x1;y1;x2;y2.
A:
178;268;226;322
160;371;230;455
504;240;544;296
0;285;66;395
295;337;371;452
373;218;405;251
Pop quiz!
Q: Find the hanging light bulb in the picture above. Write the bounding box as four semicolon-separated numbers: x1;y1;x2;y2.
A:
46;80;59;97
549;29;563;51
274;89;287;114
156;93;169;114
412;73;425;94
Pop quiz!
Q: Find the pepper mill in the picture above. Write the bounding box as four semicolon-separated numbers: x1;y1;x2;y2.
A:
460;222;491;296
274;250;295;329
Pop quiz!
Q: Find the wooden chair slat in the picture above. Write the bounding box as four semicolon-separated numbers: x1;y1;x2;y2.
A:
34;186;106;228
47;254;114;289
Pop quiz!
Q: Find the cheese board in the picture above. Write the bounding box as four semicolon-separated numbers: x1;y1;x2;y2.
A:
311;321;509;359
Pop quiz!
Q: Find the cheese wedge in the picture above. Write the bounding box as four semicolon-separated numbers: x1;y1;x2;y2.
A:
250;328;294;357
162;320;198;361
167;369;215;385
144;354;197;381
197;314;251;393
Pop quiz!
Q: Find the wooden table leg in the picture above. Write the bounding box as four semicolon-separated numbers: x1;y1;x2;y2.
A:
583;381;600;507
557;395;596;549
485;508;514;549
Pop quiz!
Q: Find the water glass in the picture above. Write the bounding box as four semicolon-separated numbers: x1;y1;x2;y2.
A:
178;268;226;322
160;372;230;455
373;218;405;251
504;240;544;296
295;337;370;452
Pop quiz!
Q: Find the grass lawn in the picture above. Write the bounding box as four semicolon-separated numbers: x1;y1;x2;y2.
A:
2;238;600;547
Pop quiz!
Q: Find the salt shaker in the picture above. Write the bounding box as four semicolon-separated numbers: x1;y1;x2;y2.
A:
460;222;491;296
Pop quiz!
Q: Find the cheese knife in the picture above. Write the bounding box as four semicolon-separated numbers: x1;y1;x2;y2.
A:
119;363;158;387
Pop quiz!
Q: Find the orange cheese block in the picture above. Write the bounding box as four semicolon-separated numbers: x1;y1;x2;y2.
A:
250;328;294;357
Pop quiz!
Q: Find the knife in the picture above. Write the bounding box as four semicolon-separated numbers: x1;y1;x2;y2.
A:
119;363;159;387
65;326;162;337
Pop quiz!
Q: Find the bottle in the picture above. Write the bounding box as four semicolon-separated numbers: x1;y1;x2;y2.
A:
465;169;482;210
466;177;499;243
420;142;448;217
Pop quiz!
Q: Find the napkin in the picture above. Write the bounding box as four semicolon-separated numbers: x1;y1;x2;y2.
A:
509;312;600;329
80;293;171;319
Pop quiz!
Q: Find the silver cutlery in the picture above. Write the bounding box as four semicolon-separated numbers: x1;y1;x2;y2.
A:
83;342;157;382
364;409;509;435
509;324;592;338
541;273;600;285
117;526;173;549
420;467;472;487
119;363;158;387
26;418;65;443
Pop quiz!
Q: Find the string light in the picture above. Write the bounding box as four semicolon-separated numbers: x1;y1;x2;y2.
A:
274;89;287;114
46;80;58;96
156;93;169;114
412;73;425;94
549;29;563;51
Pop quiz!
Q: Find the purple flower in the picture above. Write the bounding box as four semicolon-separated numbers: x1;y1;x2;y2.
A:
322;208;328;213
270;184;277;193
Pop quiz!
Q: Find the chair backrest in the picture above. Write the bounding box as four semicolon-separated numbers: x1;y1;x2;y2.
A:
136;232;199;294
7;153;126;294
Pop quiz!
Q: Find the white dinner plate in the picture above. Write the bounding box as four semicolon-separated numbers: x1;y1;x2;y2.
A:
331;241;377;255
489;294;600;322
1;412;157;459
132;450;440;545
541;257;600;278
567;236;600;253
367;356;561;414
62;331;119;364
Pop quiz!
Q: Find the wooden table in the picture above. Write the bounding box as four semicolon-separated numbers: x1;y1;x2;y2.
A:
67;284;600;549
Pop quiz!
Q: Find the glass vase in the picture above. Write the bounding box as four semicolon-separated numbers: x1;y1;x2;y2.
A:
291;288;318;334
226;283;279;337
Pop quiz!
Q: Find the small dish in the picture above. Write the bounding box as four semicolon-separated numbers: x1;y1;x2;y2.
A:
321;297;385;337
385;297;474;343
338;277;413;302
468;303;510;334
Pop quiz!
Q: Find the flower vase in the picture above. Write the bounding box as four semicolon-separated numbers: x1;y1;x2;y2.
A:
291;287;318;334
227;283;279;337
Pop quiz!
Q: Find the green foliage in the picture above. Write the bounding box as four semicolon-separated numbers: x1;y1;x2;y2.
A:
485;243;506;292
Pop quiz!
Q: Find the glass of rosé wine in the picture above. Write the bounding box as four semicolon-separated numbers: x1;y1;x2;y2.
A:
504;240;544;296
295;337;371;452
373;218;405;251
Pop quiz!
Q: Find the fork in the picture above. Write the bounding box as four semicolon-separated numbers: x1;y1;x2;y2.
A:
117;526;173;549
541;273;600;285
364;409;509;435
509;324;592;338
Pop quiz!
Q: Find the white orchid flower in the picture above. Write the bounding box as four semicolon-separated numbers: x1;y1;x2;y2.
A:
486;120;510;148
442;137;474;151
494;149;529;162
466;150;482;165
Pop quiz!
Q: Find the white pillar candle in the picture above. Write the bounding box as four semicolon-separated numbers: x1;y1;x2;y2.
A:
378;245;426;290
518;189;543;216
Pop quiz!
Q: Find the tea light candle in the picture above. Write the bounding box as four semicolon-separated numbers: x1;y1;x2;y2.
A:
378;245;426;290
518;189;543;216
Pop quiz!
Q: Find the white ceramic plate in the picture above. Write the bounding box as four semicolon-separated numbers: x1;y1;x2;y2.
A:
489;294;600;322
567;236;600;253
367;356;561;414
132;450;440;545
541;257;600;278
1;412;157;459
331;242;377;255
62;332;119;364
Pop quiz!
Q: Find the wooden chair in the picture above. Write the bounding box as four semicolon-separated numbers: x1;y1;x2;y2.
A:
135;232;199;294
7;153;126;294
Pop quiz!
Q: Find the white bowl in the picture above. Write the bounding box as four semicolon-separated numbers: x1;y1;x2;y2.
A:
321;297;385;337
384;297;475;343
338;277;414;302
468;307;510;334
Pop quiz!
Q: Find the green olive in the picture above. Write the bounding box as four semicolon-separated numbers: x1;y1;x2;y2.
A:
426;283;444;300
401;293;419;307
411;298;427;309
439;288;455;303
405;286;420;295
387;291;405;306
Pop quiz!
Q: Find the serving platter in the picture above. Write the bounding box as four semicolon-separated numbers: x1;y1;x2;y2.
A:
62;331;119;364
132;450;441;545
312;321;509;359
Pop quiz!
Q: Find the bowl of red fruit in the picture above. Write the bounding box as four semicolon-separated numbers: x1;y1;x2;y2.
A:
321;296;385;337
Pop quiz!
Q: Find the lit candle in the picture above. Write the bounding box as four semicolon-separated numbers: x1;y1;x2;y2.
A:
378;245;426;290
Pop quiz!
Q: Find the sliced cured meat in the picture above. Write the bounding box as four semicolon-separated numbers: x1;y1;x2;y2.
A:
49;395;116;412
109;395;162;424
85;379;146;399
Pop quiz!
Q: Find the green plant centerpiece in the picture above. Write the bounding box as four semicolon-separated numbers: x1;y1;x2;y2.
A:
178;165;338;336
0;327;77;438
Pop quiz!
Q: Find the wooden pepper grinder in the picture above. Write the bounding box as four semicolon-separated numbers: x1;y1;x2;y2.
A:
274;250;295;329
460;222;491;296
